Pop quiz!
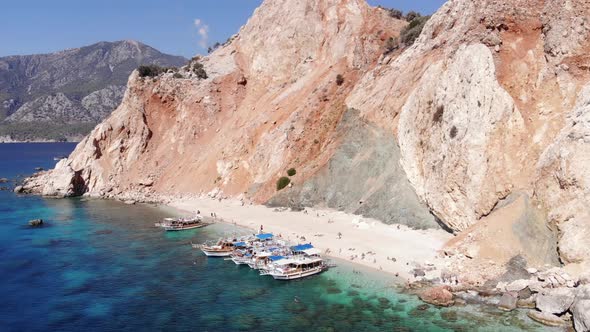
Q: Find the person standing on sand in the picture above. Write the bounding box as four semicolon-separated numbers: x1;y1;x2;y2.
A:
337;232;342;239
259;225;264;234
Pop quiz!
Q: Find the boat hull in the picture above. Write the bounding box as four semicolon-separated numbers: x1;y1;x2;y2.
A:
164;224;207;231
269;267;325;280
201;250;232;257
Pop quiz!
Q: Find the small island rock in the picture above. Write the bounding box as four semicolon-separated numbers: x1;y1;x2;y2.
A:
28;219;44;227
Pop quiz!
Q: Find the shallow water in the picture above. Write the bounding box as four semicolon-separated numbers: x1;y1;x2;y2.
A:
0;143;552;331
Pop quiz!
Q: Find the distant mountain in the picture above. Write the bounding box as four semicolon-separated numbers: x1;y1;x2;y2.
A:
0;40;186;142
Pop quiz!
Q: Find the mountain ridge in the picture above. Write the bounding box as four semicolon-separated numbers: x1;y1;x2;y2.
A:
0;40;186;142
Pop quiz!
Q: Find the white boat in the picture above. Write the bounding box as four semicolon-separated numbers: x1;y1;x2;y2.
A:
247;251;274;269
156;215;206;231
199;239;235;257
262;256;327;280
231;254;252;265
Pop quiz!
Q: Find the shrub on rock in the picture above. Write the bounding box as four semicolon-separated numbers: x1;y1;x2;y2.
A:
276;177;291;190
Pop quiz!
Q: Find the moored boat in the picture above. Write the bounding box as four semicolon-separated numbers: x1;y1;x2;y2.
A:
261;256;327;280
199;239;235;257
156;215;206;231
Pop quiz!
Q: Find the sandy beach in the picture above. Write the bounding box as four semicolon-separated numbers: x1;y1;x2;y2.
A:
170;197;453;281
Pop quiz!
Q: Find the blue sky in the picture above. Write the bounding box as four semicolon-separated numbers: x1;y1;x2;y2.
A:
1;0;447;58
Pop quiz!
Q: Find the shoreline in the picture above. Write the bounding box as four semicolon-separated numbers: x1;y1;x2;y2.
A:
167;196;453;282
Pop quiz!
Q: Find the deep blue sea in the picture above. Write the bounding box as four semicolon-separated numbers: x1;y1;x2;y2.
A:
0;143;552;331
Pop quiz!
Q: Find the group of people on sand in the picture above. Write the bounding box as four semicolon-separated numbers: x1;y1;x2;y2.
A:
196;210;218;219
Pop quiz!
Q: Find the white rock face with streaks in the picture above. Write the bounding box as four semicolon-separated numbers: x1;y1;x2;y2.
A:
536;84;590;266
398;44;524;232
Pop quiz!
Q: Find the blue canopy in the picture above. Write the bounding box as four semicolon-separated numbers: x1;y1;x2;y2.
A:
269;255;284;261
291;243;314;251
255;233;274;240
233;242;247;247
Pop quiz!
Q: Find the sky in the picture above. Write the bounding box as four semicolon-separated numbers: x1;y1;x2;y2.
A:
1;0;447;59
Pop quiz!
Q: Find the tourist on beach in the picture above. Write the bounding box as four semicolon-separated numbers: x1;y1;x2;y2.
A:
259;225;264;234
337;232;342;239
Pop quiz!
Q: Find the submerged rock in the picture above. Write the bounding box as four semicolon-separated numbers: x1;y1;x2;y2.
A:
440;309;458;322
28;219;44;227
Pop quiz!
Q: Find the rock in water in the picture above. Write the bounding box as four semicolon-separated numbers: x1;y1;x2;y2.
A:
13;186;23;193
527;310;569;327
28;219;44;227
0;178;8;183
498;292;518;311
419;286;454;307
536;288;575;315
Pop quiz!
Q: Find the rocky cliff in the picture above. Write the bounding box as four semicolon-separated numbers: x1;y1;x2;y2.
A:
23;0;590;281
0;41;186;141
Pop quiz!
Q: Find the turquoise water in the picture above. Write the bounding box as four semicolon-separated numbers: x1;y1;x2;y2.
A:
0;143;550;331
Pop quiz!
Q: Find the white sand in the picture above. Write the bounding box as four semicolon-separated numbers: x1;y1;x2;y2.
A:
170;197;453;281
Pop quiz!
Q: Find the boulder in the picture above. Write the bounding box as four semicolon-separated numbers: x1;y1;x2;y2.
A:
419;286;455;307
572;299;590;332
527;310;569;327
506;279;530;292
14;185;23;193
28;219;43;227
0;178;8;183
517;287;534;300
498;292;518;311
517;296;537;309
536;287;576;315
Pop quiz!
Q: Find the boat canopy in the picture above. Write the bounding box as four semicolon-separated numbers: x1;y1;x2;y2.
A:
256;233;274;240
274;258;298;265
233;242;247;247
291;243;314;251
302;248;321;256
269;255;284;261
275;257;322;266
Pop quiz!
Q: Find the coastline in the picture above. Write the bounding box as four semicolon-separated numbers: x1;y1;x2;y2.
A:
168;196;453;282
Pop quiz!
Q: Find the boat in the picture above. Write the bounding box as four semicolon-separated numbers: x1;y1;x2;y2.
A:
199;239;236;257
230;251;252;265
200;233;333;279
291;243;322;257
156;215;206;231
261;256;327;280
